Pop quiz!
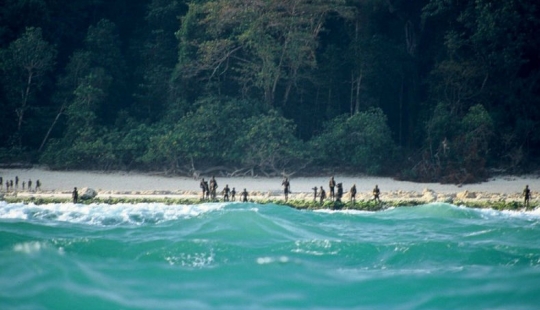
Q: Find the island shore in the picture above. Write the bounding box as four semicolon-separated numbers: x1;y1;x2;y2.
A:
1;168;538;210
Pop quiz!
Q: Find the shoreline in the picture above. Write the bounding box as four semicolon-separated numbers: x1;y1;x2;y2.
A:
0;192;534;213
0;168;538;210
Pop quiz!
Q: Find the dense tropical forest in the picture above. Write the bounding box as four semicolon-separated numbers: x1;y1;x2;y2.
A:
1;0;539;183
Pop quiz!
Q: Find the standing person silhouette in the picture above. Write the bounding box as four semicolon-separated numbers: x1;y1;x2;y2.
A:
231;187;236;201
241;188;248;202
282;177;290;202
372;185;380;203
329;176;336;201
199;178;206;199
209;176;218;200
350;184;357;204
523;185;531;210
223;184;230;202
336;183;343;203
204;181;210;200
312;186;318;202
319;186;326;205
72;187;79;204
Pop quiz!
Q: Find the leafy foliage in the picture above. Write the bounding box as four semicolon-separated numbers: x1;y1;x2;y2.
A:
310;108;396;174
237;110;308;176
0;27;56;147
142;98;254;172
0;0;539;182
412;103;494;183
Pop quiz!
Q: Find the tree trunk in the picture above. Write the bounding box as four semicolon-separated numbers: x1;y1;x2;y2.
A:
39;102;66;152
355;71;362;114
13;70;35;147
399;74;404;146
17;71;34;133
350;72;354;116
405;20;417;57
328;87;332;113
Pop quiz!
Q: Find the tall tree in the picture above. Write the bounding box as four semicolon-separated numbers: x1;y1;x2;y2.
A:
175;0;354;107
40;19;123;161
132;0;188;121
0;27;56;147
84;19;127;124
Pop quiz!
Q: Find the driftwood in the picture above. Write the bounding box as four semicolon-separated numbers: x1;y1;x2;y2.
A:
185;161;310;179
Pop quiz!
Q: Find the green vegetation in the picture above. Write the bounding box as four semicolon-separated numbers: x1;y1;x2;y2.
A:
1;0;539;182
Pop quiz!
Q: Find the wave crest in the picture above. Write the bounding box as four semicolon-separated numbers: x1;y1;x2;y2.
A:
0;201;226;226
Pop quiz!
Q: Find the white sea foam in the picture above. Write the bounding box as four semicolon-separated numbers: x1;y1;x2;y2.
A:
165;251;215;267
0;201;226;226
313;209;373;215
291;239;340;256
311;203;540;220
256;256;290;265
13;241;47;254
468;205;540;220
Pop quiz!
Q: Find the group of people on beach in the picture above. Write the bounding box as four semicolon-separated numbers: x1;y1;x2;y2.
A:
0;176;41;193
0;173;534;209
307;176;381;205
199;176;249;202
197;175;383;205
196;175;534;209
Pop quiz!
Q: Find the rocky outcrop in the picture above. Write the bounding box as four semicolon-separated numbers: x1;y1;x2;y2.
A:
80;187;97;200
422;188;436;202
456;190;476;200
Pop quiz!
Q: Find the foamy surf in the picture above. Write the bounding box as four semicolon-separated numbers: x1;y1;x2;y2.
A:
0;201;227;225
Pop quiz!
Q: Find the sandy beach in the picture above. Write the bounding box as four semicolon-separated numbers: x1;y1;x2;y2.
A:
1;167;539;205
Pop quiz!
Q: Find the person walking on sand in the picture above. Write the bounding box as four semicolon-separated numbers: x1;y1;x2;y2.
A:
241;188;248;202
523;185;531;209
28;179;32;192
320;186;326;205
329;176;336;201
372;185;381;203
223;184;230;202
350;184;357;204
282;177;290;202
36;179;41;192
72;187;78;204
15;176;19;189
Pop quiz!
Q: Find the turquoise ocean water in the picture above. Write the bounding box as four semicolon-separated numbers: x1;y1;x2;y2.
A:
1;201;539;309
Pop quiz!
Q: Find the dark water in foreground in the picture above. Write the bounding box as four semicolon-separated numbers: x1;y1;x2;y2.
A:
1;201;539;309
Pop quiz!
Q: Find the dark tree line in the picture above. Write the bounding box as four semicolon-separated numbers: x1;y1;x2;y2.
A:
0;0;539;182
